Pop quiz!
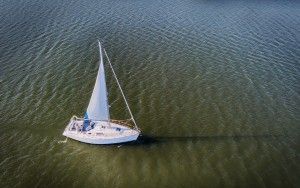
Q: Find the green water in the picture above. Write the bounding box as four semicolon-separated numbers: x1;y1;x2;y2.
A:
0;0;299;187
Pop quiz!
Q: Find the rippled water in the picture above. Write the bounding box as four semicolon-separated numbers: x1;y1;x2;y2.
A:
0;0;299;187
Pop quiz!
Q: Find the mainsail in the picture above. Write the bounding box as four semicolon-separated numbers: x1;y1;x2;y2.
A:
86;41;110;121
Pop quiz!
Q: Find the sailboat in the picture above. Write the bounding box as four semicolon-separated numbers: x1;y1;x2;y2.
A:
63;41;141;144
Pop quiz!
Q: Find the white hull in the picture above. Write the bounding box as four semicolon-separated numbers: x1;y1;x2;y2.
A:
63;118;140;145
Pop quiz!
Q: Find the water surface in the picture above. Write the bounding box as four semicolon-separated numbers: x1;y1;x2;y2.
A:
0;0;299;187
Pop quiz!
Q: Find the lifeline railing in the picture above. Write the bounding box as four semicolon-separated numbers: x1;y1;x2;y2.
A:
70;116;137;130
110;119;136;129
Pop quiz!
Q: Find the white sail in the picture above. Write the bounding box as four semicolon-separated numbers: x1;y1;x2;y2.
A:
86;41;110;121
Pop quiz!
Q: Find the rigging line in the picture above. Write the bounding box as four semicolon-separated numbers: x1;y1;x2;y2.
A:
103;47;139;131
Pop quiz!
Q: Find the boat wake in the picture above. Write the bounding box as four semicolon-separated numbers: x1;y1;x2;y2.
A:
57;138;68;144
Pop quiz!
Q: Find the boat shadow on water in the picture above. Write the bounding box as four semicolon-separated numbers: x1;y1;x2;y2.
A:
122;134;287;146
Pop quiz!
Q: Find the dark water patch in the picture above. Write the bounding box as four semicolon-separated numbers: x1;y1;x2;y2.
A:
125;134;292;146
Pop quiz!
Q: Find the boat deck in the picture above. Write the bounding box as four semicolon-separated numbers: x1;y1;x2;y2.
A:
63;120;139;142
